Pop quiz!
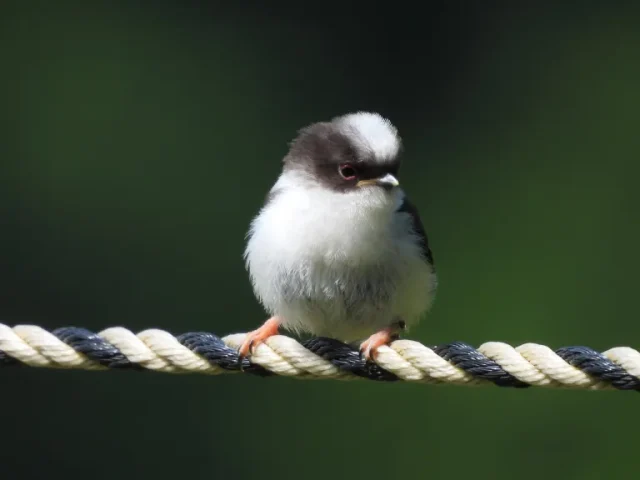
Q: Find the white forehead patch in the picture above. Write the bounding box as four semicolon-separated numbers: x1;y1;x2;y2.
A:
334;112;400;162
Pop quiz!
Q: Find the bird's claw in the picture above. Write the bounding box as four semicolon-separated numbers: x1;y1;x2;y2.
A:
236;316;281;370
359;321;405;363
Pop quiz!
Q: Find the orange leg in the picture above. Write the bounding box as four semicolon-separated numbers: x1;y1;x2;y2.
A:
238;316;281;360
359;320;405;362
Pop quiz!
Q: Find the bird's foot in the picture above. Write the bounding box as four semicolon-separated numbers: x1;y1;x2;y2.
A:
359;320;405;362
237;316;281;365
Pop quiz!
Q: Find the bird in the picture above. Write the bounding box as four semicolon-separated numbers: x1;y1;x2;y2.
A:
240;112;437;362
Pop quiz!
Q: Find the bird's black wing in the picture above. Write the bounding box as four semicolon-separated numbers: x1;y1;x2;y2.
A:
397;197;434;267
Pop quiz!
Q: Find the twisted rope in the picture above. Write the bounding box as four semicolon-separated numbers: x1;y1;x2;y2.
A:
1;323;639;391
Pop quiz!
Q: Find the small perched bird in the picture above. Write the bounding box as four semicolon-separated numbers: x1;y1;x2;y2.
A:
241;112;437;361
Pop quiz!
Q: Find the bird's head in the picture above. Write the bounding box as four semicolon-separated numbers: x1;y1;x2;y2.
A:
282;112;402;195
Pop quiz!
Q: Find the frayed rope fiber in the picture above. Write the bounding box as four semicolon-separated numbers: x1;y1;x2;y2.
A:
1;323;639;391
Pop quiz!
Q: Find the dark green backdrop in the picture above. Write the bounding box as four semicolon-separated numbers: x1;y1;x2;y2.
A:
2;2;639;479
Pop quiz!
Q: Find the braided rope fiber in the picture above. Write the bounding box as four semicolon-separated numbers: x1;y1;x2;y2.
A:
1;323;639;391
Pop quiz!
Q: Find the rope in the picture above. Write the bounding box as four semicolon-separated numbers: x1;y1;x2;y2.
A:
1;323;639;391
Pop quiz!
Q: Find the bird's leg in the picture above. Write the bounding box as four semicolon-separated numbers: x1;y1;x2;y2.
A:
237;316;281;361
359;319;406;362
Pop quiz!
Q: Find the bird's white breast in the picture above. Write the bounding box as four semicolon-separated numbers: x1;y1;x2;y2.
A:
244;172;436;342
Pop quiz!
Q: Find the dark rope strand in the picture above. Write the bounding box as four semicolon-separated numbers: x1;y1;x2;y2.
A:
0;351;18;366
177;332;271;377
433;342;530;388
303;337;398;381
556;346;640;390
53;327;141;370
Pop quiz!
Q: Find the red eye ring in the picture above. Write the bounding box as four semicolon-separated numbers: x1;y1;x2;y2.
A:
339;164;357;180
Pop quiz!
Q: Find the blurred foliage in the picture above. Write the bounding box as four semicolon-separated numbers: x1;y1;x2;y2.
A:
1;2;640;479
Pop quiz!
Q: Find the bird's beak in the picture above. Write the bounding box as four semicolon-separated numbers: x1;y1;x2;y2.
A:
356;173;400;190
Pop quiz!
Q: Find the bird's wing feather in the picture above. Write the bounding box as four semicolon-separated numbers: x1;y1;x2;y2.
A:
397;197;434;266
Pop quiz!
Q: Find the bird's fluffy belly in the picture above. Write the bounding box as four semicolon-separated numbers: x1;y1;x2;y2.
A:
268;258;431;341
245;184;435;342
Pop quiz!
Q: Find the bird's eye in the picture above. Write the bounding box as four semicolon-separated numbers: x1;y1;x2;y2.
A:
338;164;357;180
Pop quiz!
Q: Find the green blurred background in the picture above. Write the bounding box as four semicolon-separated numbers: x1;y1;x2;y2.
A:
2;2;640;479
